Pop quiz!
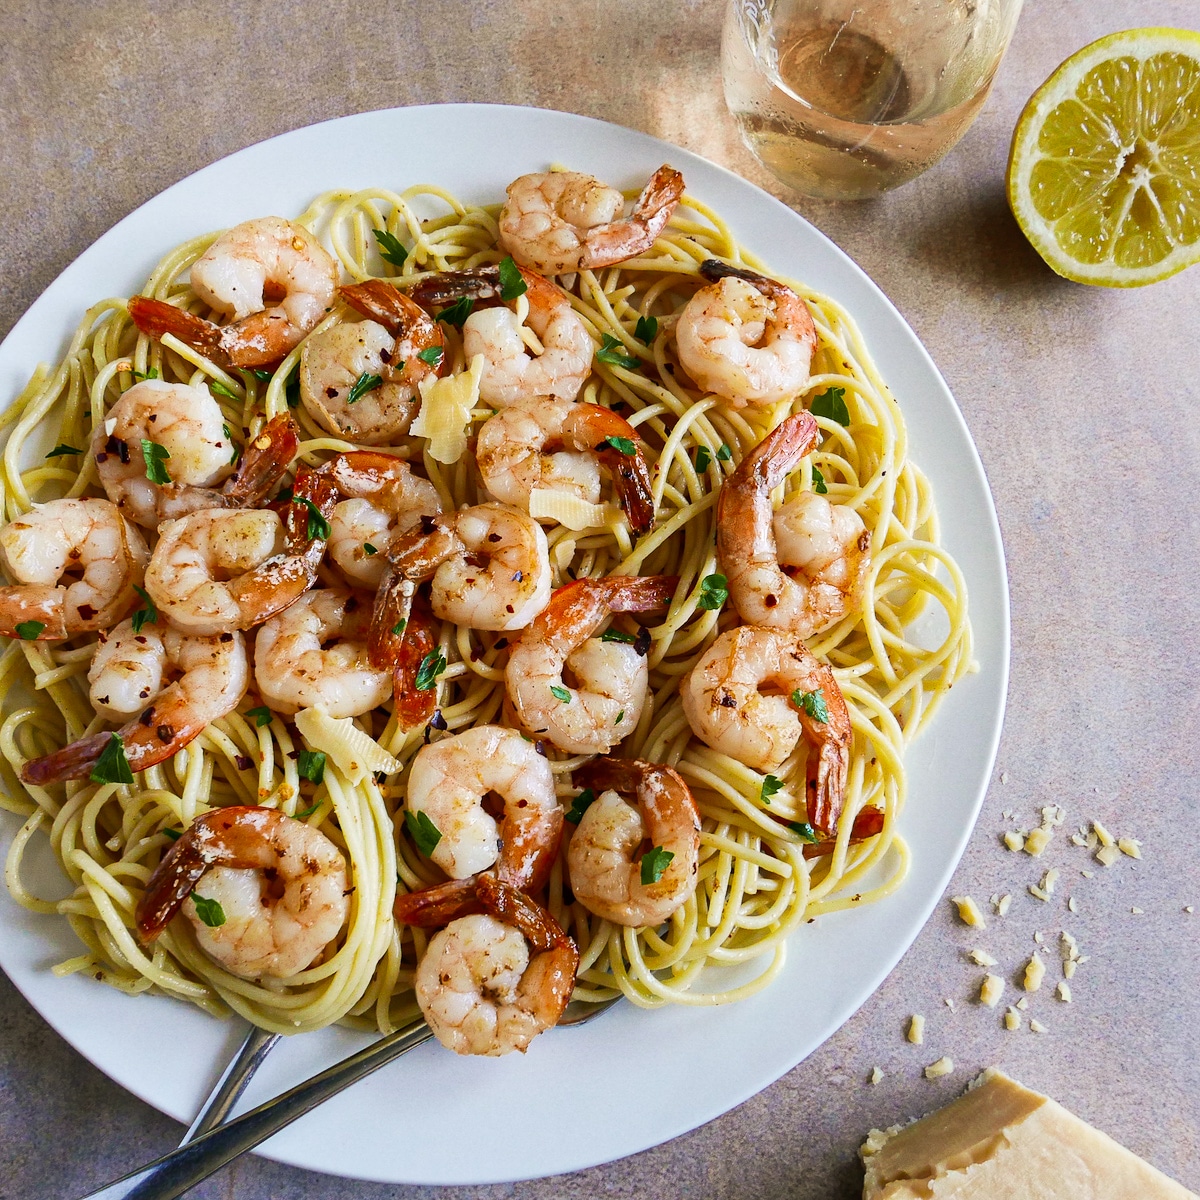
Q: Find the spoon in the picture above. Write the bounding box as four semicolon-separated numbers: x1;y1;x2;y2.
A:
76;996;619;1200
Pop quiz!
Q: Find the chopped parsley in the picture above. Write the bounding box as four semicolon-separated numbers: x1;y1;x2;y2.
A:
91;733;134;785
208;378;240;401
162;827;182;841
810;385;850;426
45;444;82;458
405;808;443;857
363;543;378;556
596;333;640;370
132;368;159;382
792;688;829;723
293;800;324;819
694;445;712;473
191;893;226;927
437;295;474;329
14;621;45;641
417;346;444;369
787;821;820;843
811;465;828;495
298;496;331;541
565;788;596;825
245;706;273;728
603;434;636;456
498;255;527;301
550;685;572;703
414;649;445;691
346;372;383;405
634;314;658;344
296;749;326;785
222;423;242;467
716;443;732;462
373;227;408;267
141;439;172;485
131;585;158;634
697;572;728;611
391;618;407;636
640;845;674;885
600;628;637;645
284;367;301;409
760;775;784;804
251;368;273;381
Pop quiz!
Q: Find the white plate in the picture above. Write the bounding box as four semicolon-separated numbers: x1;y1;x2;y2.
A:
0;104;1009;1185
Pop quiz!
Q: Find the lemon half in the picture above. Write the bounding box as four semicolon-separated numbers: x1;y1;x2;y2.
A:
1007;28;1200;286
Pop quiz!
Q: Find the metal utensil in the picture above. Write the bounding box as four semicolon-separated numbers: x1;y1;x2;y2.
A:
76;996;618;1200
179;1026;280;1145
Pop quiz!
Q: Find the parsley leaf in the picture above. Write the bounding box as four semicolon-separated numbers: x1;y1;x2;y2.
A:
596;333;640;370
787;820;820;843
363;543;378;556
417;346;444;369
191;893;226;927
694;445;712;473
346;372;383;405
550;685;572;703
600;628;637;645
603;434;636;456
405;808;443;856
293;800;324;819
565;788;596;825
498;256;527;301
141;439;172;485
245;706;272;728
716;443;732;462
45;444;82;458
640;845;675;885
761;775;784;804
131;585;158;634
131;368;159;382
298;496;331;541
615;709;624;724
251;368;273;381
296;749;326;785
811;385;850;426
285;367;301;409
414;649;445;691
792;688;830;723
162;827;182;841
91;733;134;785
208;378;240;401
222;423;242;467
697;572;728;611
634;314;658;344
391;618;407;636
14;621;45;641
811;465;828;495
437;295;474;329
373;227;408;267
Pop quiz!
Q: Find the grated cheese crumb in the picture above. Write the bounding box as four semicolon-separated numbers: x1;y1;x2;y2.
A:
1084;830;1099;849
1092;820;1114;847
1023;952;1046;992
1024;826;1053;856
950;896;986;928
1096;844;1120;867
1131;907;1144;915
1042;868;1059;894
1003;830;1025;852
980;974;1005;1008
1000;772;1009;784
1029;884;1051;901
1068;896;1079;913
1064;960;1077;979
1042;805;1066;827
1186;906;1195;914
944;998;956;1011
924;1057;954;1079
907;1014;925;1044
1071;832;1088;847
1118;838;1142;859
995;894;1012;916
968;948;997;967
1029;1018;1048;1034
1016;997;1029;1010
870;1066;883;1085
1033;930;1045;944
1081;869;1094;878
1057;981;1072;1002
1004;1006;1021;1031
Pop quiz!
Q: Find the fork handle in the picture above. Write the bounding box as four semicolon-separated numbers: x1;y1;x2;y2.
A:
180;1026;280;1145
75;1021;435;1200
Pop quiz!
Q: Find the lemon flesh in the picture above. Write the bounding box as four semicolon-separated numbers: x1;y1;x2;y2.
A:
1008;28;1200;286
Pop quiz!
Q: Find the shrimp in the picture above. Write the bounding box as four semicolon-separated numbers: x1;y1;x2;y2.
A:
676;260;817;407
372;502;552;635
316;451;443;589
412;264;592;407
0;498;149;641
142;471;337;636
93;381;298;528
475;397;655;534
297;280;445;445
415;874;578;1057
568;757;700;927
498;166;685;275
504;574;677;756
680;625;851;835
134;805;349;981
22;625;249;785
368;592;441;732
253;587;390;718
718;412;870;638
128;217;338;370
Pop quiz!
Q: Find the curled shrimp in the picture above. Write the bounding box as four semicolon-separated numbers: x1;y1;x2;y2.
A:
0;498;148;640
142;470;336;636
718;412;870;638
680;625;851;835
134;805;349;981
676;260;817;407
412;264;592;407
22;624;249;786
498;166;685;275
475;397;655;534
415;874;578;1057
128;217;338;370
93;382;297;528
253;587;390;718
297;281;445;445
504;574;677;755
568;757;700;927
316;450;442;589
373;502;552;635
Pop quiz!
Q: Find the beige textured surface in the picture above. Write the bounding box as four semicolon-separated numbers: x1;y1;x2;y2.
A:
1;1;1198;1197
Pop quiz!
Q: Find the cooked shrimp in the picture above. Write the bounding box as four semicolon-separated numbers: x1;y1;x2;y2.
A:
373;502;551;635
0;498;148;641
718;412;870;638
142;471;336;636
498;166;684;275
475;397;655;534
680;625;851;835
22;625;249;785
568;757;700;927
504;574;676;755
134;806;349;981
412;264;592;407
87;617;166;721
297;281;445;445
94;381;297;528
368;592;441;732
128;217;338;370
253;587;389;718
415;875;577;1057
676;260;817;407
317;451;442;589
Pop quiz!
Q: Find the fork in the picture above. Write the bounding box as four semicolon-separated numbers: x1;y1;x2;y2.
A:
179;1026;280;1145
76;996;619;1200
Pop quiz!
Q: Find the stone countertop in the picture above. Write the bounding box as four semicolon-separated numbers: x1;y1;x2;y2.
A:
1;1;1198;1197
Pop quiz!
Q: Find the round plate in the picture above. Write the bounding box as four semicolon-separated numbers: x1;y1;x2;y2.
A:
0;104;1009;1185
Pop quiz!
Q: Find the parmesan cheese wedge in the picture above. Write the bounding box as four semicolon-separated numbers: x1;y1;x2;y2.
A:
862;1069;1196;1199
529;488;613;531
294;707;401;785
410;353;483;464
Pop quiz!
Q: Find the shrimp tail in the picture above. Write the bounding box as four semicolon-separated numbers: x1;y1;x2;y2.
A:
135;825;218;941
800;804;884;858
392;875;482;928
579;165;685;270
20;731;112;787
221;415;299;507
476;874;574;954
127;296;231;369
600;573;679;614
387;595;441;730
794;675;852;837
339;281;433;335
0;589;68;640
408;266;504;310
562;404;656;534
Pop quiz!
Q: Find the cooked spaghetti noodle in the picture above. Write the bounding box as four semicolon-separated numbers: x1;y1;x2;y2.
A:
0;178;972;1034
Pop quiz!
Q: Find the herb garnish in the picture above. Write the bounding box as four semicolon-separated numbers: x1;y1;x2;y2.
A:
14;621;45;641
550;685;572;703
760;775;784;804
191;893;226;927
697;573;728;611
792;688;829;723
141;439;172;485
498;256;527;301
437;295;474;329
346;372;383;405
811;385;850;426
298;496;331;541
405;808;443;856
634;314;658;344
565;788;596;825
297;749;326;785
603;434;636;456
45;444;82;458
245;706;273;728
417;346;444;369
596;333;639;370
640;845;674;885
811;465;828;494
131;585;158;634
373;227;408;267
91;733;134;785
414;649;445;691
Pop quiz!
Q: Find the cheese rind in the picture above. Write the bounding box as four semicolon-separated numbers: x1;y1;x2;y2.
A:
861;1068;1197;1199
